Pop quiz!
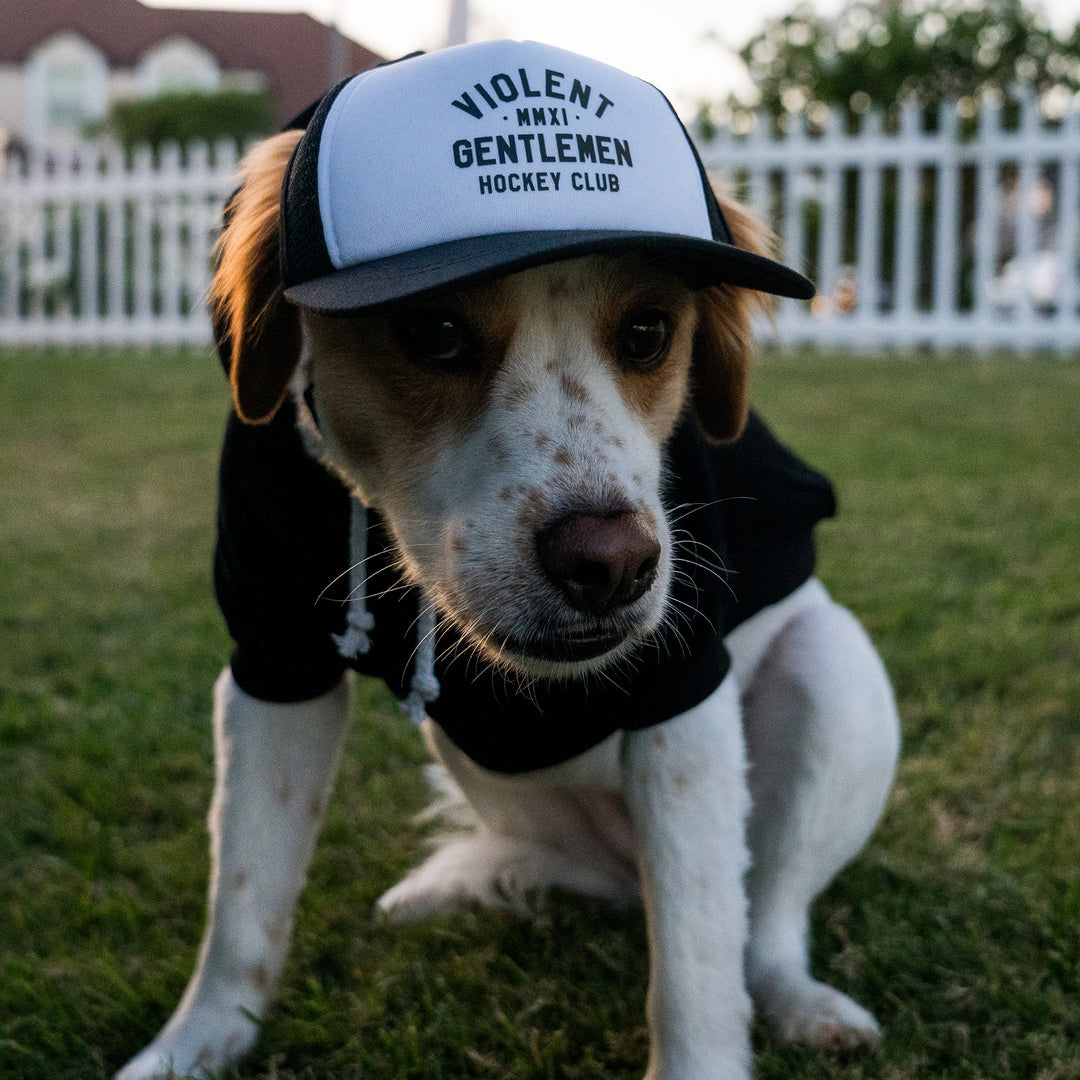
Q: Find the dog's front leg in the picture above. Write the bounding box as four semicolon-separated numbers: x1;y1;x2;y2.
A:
622;675;752;1080
116;669;352;1080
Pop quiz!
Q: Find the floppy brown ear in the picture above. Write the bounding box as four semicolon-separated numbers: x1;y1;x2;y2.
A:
691;194;776;443
210;129;304;424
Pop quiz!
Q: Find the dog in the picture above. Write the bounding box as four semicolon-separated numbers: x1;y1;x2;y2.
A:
115;41;900;1080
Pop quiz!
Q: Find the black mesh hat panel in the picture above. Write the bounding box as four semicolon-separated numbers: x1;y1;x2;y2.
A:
279;78;349;287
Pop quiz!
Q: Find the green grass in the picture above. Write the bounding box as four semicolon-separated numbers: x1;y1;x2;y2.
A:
1;346;1078;1080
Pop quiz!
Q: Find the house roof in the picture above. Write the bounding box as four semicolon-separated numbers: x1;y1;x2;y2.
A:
0;0;384;120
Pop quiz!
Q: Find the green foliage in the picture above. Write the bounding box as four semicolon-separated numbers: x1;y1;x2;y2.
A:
722;0;1080;123
1;347;1078;1078
97;88;275;151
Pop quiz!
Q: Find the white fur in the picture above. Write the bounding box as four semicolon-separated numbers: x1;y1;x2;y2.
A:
735;582;898;1049
116;672;352;1080
623;676;754;1080
117;260;900;1080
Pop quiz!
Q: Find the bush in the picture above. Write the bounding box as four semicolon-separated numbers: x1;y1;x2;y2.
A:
97;88;275;151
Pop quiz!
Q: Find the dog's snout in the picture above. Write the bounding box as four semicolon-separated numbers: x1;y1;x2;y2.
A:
538;511;660;614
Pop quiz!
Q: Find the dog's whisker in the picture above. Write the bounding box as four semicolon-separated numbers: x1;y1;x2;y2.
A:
317;553;383;604
340;574;418;606
362;579;419;603
428;608;529;694
664;593;714;634
672;555;734;593
665;500;720;527
653;609;693;660
655;616;694;660
669;527;731;567
659;593;697;629
671;540;738;603
666;495;758;528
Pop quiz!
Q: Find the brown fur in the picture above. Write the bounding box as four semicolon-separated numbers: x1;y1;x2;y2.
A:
691;195;778;443
593;265;697;443
210;129;303;424
302;291;516;503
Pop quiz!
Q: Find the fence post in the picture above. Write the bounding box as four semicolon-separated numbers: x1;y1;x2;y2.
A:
893;101;923;337
854;110;883;335
817;109;843;302
158;142;183;333
1057;108;1080;323
933;102;961;331
971;95;1003;337
104;144;127;335
77;144;101;330
1014;91;1041;325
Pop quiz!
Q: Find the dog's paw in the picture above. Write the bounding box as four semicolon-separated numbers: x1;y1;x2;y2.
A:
759;979;881;1052
114;1007;259;1080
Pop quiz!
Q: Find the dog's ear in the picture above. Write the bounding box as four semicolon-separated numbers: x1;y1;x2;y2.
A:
211;130;304;424
691;194;775;443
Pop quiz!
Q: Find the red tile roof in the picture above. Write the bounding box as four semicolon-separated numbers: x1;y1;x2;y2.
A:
0;0;384;119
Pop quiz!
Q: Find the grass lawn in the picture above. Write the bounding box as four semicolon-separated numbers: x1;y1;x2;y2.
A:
1;346;1078;1080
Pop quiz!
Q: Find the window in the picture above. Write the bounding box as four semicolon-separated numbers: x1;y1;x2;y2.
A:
137;38;220;96
26;35;108;144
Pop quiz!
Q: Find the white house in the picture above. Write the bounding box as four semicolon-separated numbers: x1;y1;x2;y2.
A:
0;0;381;150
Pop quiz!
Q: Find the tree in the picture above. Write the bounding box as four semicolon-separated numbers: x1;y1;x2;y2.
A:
717;0;1080;124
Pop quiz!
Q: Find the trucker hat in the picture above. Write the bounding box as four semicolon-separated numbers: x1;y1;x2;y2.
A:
280;40;814;312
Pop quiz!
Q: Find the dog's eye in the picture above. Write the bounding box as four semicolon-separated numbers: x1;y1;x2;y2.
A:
618;309;671;369
396;310;470;365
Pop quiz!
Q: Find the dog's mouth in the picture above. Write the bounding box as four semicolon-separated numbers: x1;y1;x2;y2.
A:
471;613;651;674
505;624;634;664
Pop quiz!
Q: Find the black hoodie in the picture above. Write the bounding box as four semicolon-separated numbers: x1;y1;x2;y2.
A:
213;391;836;774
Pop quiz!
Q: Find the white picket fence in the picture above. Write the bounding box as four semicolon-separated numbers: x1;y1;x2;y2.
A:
699;93;1080;351
0;140;239;346
2;93;1079;351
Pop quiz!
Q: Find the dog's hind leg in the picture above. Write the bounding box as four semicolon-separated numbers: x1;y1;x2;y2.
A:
115;669;351;1080
729;581;899;1050
377;724;640;920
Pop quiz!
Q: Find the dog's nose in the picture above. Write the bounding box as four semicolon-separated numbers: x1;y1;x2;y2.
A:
538;511;660;614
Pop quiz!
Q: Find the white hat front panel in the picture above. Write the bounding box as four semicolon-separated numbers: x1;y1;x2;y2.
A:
316;40;714;269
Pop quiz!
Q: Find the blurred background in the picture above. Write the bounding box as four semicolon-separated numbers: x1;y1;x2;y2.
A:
1;0;1080;349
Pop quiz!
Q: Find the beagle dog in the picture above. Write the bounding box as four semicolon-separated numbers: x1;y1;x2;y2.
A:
116;41;900;1080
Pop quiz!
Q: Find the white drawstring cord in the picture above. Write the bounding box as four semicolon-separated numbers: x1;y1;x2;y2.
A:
293;377;441;721
401;601;441;726
331;499;375;659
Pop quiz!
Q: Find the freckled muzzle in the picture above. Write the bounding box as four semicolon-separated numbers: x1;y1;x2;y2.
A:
470;506;663;668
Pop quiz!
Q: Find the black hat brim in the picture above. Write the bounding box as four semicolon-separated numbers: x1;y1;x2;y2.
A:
282;229;814;314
